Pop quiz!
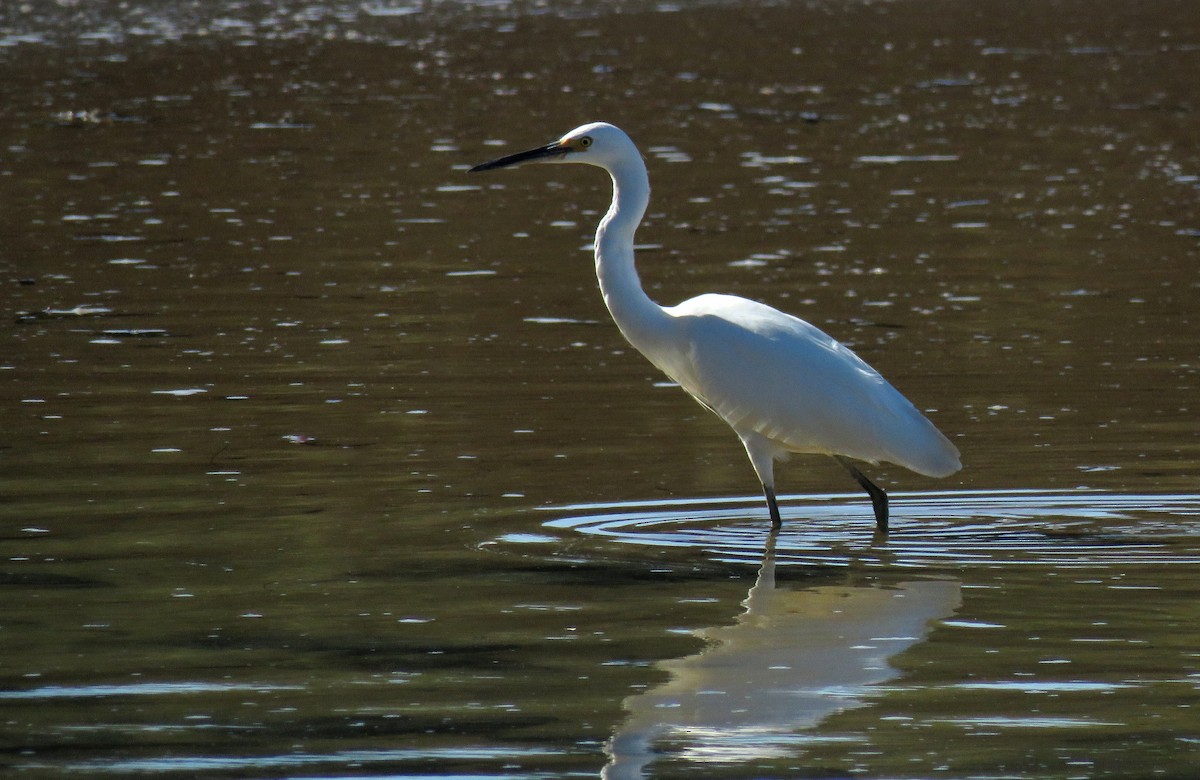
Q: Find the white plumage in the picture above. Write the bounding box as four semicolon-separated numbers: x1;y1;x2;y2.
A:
471;122;960;532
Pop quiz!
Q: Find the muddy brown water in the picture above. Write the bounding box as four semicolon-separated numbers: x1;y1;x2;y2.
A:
2;1;1198;777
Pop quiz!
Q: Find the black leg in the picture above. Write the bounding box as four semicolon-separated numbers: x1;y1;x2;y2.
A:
762;484;782;530
834;456;889;533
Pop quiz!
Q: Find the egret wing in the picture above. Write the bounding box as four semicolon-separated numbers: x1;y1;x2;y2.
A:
664;294;959;476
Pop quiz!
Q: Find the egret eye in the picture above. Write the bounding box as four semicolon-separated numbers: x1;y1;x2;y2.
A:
579;136;593;148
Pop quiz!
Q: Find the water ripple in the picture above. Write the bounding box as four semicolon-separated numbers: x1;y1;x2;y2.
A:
28;748;562;776
539;490;1200;569
0;681;304;700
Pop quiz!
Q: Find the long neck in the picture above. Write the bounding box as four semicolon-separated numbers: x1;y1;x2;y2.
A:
595;159;670;354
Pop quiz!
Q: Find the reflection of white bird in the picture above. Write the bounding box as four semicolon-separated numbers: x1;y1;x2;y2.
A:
601;531;962;778
471;122;960;532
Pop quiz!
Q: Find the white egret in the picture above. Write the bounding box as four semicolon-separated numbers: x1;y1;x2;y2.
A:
470;122;960;532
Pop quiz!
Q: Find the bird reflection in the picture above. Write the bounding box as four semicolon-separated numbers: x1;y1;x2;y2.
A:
602;530;961;778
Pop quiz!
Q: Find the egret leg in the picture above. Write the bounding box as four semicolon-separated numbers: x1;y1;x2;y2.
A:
762;484;782;530
834;456;889;533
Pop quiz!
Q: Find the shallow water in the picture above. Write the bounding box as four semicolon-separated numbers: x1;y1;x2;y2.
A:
541;490;1200;568
2;0;1199;777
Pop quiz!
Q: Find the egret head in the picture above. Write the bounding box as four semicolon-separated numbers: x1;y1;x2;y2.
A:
469;122;638;173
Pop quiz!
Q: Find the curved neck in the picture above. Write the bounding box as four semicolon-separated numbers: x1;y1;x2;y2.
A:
595;158;669;353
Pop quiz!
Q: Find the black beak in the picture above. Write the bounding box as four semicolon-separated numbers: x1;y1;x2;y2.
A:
469;141;568;172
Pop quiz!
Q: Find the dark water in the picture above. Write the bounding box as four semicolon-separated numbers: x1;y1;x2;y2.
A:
2;0;1198;777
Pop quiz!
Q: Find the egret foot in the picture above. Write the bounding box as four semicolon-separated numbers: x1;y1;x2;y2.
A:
835;456;889;533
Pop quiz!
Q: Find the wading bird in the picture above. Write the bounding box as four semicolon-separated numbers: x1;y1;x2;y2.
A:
470;122;960;532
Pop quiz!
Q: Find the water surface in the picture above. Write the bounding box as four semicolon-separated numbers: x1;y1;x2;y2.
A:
2;0;1198;777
